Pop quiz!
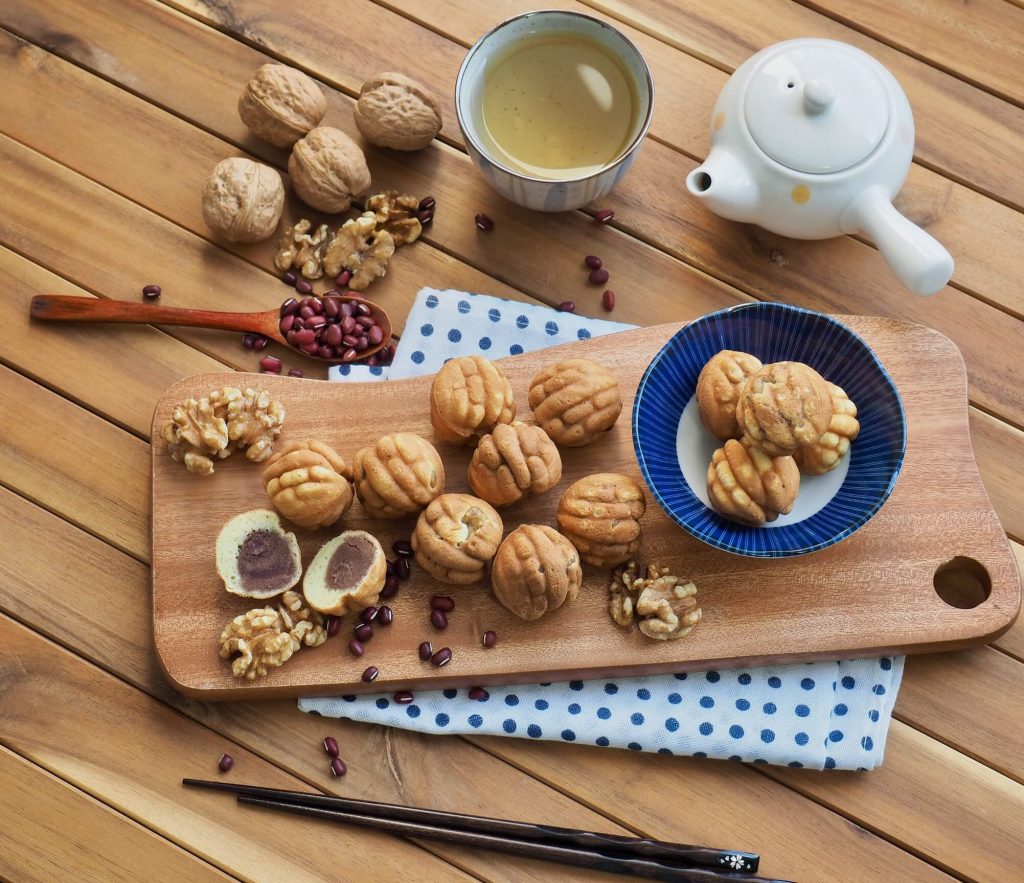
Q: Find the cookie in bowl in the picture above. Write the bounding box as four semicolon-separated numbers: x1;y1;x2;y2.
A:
707;438;800;526
696;350;762;441
737;361;833;456
794;383;861;475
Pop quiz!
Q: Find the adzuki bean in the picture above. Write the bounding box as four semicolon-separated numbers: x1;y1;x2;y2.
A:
377;606;393;626
430;609;448;630
218;753;233;773
557;301;576;313
380;573;400;599
430;647;453;667
593;209;614;224
482;630;497;648
361;666;380;683
468;687;488;701
393;691;415;704
393;540;414;557
142;284;162;299
330;757;347;777
354;623;374;643
288;368;304;378
325;615;340;637
323;736;340;757
474;213;494;231
395;557;411;580
588;268;609;285
430;595;454;612
295;279;313;295
282;272;298;286
361;606;379;623
259;356;282;374
348;639;364;657
418;641;433;661
602;289;616;311
584;255;602;270
418;196;436;213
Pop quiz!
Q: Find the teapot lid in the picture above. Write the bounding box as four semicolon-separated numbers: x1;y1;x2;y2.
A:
742;41;891;174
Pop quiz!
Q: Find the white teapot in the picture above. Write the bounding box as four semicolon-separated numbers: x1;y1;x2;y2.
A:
686;38;953;296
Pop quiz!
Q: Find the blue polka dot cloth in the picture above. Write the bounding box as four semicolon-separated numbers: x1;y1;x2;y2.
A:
313;289;905;770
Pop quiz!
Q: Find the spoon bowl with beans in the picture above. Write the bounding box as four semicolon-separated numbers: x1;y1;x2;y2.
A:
29;293;393;364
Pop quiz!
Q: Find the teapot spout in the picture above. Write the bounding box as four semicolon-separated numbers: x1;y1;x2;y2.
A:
685;148;760;223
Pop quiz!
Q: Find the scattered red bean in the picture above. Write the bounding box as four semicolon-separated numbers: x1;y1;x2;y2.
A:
430;609;449;630
282;271;298;286
335;270;352;287
418;641;433;661
468;687;488;701
482;630;497;648
259;356;282;374
584;255;602;270
252;336;269;351
348;639;365;657
325;615;340;637
218;753;233;773
361;606;379;623
142;284;162;299
354;623;374;643
430;647;453;667
288;369;304;378
361;666;380;683
588;268;609;285
417;209;434;226
392;540;414;557
430;595;455;612
377;606;393;626
386;560;395;578
323;736;340;757
393;691;415;704
475;213;494;232
419;196;436;213
557;301;576;313
295;279;313;294
602;289;616;312
330;757;348;777
380;573;400;599
593;208;614;224
242;333;256;349
396;557;411;580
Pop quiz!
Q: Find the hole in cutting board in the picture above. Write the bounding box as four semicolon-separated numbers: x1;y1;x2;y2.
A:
933;557;991;609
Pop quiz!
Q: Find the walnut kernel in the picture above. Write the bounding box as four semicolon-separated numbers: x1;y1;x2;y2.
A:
322;212;395;289
633;565;702;640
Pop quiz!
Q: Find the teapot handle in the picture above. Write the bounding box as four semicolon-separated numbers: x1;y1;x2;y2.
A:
841;187;953;296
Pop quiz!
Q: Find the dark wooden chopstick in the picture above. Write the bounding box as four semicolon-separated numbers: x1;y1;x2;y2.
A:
182;778;759;873
235;795;789;882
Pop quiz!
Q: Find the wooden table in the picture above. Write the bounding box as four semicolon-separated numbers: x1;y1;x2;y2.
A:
1;2;1021;880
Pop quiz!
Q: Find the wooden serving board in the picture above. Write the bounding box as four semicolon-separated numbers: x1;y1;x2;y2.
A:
151;317;1020;699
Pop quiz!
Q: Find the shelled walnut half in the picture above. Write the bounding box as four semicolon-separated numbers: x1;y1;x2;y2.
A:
274;219;334;280
608;561;702;640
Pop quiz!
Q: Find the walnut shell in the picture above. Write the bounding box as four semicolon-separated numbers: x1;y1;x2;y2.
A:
696;350;763;440
430;356;516;444
288;127;371;213
262;439;354;529
707;438;800;527
201;158;284;243
353;72;443;151
529;358;622;447
411;493;503;585
238;63;327;147
794;384;861;475
353;432;445;519
491;525;582;621
467;422;562;507
738;361;833;456
556;473;646;567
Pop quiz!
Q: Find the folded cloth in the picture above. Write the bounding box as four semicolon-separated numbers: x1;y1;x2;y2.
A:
310;289;905;770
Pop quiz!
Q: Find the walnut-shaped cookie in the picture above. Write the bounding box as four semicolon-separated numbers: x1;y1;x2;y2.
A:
556;473;646;567
696;350;763;440
491;525;582;621
737;361;833;456
794;384;861;475
411;493;503;585
262;439;354;529
215;509;302;600
430;356;515;444
528;358;622;447
467;422;562;507
303;530;387;615
707;438;800;526
353;432;445;519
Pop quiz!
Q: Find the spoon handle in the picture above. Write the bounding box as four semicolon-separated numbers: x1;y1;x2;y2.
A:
30;295;265;334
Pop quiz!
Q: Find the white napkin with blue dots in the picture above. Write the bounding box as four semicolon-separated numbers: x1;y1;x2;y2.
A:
311;289;904;770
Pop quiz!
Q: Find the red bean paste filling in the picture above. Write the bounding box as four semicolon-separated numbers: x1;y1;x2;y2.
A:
327;535;375;591
237;529;294;591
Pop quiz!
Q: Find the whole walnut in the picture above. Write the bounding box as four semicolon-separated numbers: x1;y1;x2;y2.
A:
353;432;445;519
529;358;622;447
288;127;371;213
556;473;646;567
738;361;833;456
707;438;799;526
412;493;503;585
353;72;443;151
262;439;354;529
794;384;861;475
696;350;763;441
201;157;284;243
430;356;516;444
467;422;561;507
491;525;582;621
238;63;327;147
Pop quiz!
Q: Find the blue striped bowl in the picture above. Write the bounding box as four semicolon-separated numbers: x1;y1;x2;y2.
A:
632;303;906;557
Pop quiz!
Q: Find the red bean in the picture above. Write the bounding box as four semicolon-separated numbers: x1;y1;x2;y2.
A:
280;296;299;315
282;272;298;286
293;329;316;346
142;284;162;299
288;369;304;378
368;325;384;346
355;336;369;352
342;347;359;362
317;345;335;360
417;209;434;225
418;641;433;661
354;623;373;643
348;639;364;657
330;757;347;777
323;324;343;347
355;315;375;328
259;356;282;373
362;666;380;683
300;341;320;355
295;279;313;294
323;736;340;757
355;302;372;317
557;301;576;313
386;560;395;578
242;333;256;349
482;630;497;648
252;336;269;351
323;297;340;318
366;355;379;367
361;606;379;623
348;291;366;300
380;573;400;599
475;212;494;231
430;595;454;612
335;270;352;287
393;691;415;704
393;540;414;557
584;255;602;270
341;315;356;335
602;289;616;311
430;647;452;667
396;557;411;580
593;208;614;224
378;606;393;626
306;314;327;328
468;687;488;701
279;314;296;333
588;268;609;285
218;753;233;773
309;297;324;314
300;306;315;320
340;302;355;318
419;196;436;212
342;334;360;347
325;615;340;637
430;609;448;630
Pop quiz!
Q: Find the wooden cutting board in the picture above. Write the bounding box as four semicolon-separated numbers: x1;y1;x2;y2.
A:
151;317;1020;699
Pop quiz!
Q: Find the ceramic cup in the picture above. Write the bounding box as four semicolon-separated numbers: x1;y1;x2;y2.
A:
455;10;654;212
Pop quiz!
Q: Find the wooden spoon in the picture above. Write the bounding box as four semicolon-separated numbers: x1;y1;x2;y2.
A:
29;294;393;363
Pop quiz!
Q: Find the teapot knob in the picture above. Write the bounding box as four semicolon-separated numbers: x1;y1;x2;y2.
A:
803;78;836;115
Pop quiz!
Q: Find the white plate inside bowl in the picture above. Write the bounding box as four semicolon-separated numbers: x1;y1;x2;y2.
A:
675;395;849;527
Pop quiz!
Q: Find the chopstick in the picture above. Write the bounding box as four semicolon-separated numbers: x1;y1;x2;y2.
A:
183;779;773;880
